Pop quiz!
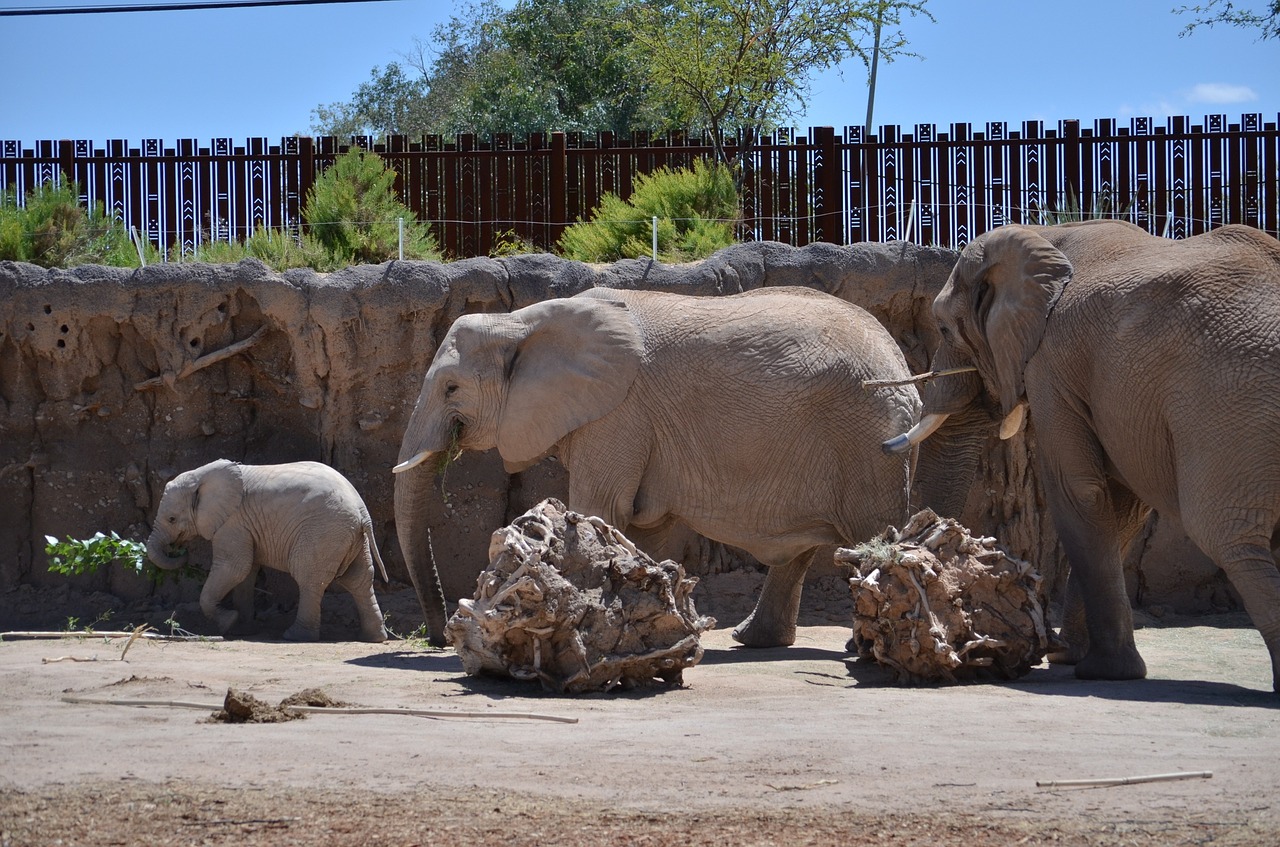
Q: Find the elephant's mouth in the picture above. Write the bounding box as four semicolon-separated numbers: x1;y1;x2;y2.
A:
393;419;464;474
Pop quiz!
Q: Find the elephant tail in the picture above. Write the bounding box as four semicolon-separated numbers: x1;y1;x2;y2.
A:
365;521;390;584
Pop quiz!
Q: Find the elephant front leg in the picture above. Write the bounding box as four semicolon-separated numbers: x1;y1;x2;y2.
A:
1046;572;1087;665
732;550;816;648
201;531;256;635
1042;471;1147;681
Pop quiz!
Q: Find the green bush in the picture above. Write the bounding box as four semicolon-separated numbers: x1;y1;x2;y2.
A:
558;158;738;263
0;177;139;267
304;149;441;265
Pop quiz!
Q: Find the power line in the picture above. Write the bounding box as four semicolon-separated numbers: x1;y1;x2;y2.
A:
0;0;401;17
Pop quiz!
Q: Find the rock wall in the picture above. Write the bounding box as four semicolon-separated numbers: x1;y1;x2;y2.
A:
0;242;1228;629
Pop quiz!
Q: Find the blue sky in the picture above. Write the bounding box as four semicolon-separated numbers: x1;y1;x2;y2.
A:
0;0;1276;143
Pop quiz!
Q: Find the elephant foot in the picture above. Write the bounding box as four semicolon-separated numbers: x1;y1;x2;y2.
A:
731;614;796;648
1045;630;1083;665
210;608;239;635
1074;646;1147;681
283;622;321;642
360;625;389;644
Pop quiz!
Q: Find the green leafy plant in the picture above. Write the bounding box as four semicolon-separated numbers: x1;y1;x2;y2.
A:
180;226;328;270
303;149;442;266
0;176;139;268
61;610;114;635
45;532;196;585
558;158;738;263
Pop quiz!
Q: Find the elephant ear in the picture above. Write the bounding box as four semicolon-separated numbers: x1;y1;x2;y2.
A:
975;227;1073;415
193;459;246;539
497;295;643;468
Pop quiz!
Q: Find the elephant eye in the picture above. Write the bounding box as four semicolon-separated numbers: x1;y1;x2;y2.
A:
167;516;176;523
444;382;459;397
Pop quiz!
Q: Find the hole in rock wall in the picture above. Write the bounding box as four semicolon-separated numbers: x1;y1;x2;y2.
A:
43;304;51;314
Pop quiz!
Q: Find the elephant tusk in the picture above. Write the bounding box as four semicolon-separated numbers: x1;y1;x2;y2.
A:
882;413;950;455
392;450;434;474
998;403;1028;440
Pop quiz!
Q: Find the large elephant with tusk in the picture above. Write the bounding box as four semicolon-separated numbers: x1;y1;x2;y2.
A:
393;285;939;649
885;220;1280;692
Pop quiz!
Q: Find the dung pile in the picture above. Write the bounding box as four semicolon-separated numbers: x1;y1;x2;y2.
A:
838;509;1049;684
208;687;351;723
445;499;715;693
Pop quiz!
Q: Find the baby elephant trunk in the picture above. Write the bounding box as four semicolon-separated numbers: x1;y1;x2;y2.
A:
146;531;188;571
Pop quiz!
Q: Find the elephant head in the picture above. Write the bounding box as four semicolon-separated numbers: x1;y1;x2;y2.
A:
392;293;644;644
886;225;1073;455
147;459;244;570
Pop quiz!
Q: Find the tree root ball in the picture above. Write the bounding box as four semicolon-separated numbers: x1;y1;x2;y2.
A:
445;499;716;693
838;509;1050;685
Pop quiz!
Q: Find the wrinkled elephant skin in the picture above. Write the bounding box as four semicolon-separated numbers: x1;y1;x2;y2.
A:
147;459;390;643
395;286;933;648
891;220;1280;691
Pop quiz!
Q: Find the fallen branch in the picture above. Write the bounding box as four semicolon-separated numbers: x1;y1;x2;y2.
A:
60;695;578;724
134;324;270;392
42;656;99;663
1036;771;1212;788
862;365;978;389
2;631;221;641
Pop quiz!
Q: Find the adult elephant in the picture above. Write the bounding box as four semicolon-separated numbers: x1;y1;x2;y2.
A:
394;286;927;648
886;220;1280;691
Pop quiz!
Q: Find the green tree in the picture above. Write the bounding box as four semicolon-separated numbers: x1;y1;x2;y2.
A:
619;0;932;168
1176;1;1280;39
311;0;667;139
303;149;441;265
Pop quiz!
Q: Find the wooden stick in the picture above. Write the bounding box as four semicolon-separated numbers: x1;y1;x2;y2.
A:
1036;771;1212;788
134;324;270;392
862;365;978;389
42;656;99;663
60;695;579;724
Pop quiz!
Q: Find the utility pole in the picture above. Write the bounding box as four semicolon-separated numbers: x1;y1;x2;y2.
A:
865;1;884;135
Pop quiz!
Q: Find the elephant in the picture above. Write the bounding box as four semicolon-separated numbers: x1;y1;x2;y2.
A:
885;219;1280;691
392;285;926;648
147;459;390;643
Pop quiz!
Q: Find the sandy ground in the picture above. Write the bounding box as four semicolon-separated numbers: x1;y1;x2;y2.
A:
1;594;1277;846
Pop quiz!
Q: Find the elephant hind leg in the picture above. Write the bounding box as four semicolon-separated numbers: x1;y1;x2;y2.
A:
731;549;816;648
1202;537;1280;693
335;551;388;643
283;576;324;642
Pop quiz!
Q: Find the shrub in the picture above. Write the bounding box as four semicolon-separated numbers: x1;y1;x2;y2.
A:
180;227;327;270
558;158;737;263
0;177;139;267
303;149;441;265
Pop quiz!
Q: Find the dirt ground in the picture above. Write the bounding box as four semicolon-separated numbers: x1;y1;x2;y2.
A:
1;583;1277;847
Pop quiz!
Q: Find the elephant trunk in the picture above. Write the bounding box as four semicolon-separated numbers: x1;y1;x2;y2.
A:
911;400;995;519
393;464;449;646
146;532;187;571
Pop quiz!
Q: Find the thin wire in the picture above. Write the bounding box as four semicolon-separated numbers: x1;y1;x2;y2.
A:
0;0;401;17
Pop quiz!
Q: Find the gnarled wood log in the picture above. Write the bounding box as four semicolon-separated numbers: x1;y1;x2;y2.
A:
446;499;715;693
839;509;1049;684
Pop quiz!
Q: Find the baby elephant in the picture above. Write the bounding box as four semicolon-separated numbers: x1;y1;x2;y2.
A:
147;459;389;642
